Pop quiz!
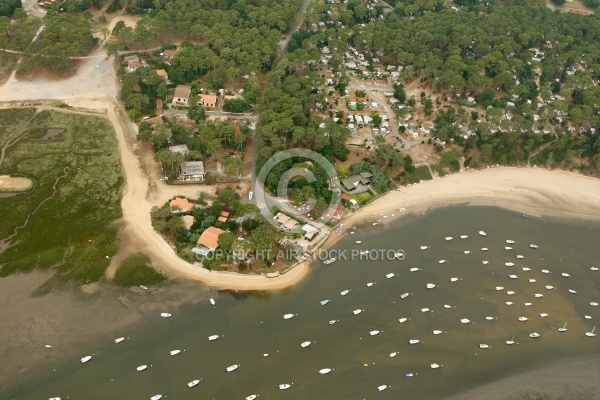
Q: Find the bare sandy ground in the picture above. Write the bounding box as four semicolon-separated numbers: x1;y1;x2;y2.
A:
0;175;32;191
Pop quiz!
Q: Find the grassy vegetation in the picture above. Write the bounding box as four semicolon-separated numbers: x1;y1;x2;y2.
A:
395;165;433;185
433;150;462;176
113;254;167;287
0;109;123;284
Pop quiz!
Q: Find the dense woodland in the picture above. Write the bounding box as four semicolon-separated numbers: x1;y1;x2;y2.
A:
0;0;22;17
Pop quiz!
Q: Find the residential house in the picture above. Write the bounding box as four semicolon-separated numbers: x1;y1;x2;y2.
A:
169;144;189;156
169;197;193;213
301;224;319;241
199;93;217;108
195;226;225;255
163;49;177;60
340;172;372;192
274;213;299;231
155;98;163;110
178;161;206;181
217;211;230;223
156;69;169;81
144;116;163;128
172;85;192;106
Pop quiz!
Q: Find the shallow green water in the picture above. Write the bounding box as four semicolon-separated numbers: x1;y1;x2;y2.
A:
5;206;600;399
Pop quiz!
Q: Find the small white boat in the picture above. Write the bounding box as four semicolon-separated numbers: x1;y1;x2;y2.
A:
507;291;515;295
540;313;549;318
279;384;292;390
561;273;571;278
353;309;363;315
426;283;436;289
320;299;330;305
482;261;489;265
592;267;599;271
444;304;452;309
506;240;515;244
431;363;441;369
399;318;408;323
356;240;362;244
585;315;592;320
529;279;536;283
81;356;92;364
461;235;468;239
136;365;147;371
160;313;171;318
438;259;447;264
49;397;61;400
226;364;239;372
485;316;494;320
386;273;395;278
208;335;219;341
329;320;337;325
319;368;332;374
506;262;515;267
460;318;470;324
505;246;513;250
506;301;513;305
420;246;429;250
506;337;515;345
401;292;410;299
496;286;504;291
568;289;577;294
390;352;398;357
524;302;532;306
45;345;52;349
545;285;554;290
522;267;531;271
409;339;420;344
421;308;430;313
359;250;369;256
558;322;568;332
188;379;201;388
509;274;517;279
586;327;596;337
541;270;550;274
246;395;258;400
450;277;459;282
445;237;453;241
139;285;148;290
529;332;540;338
323;258;336;265
591;302;599;307
341;289;350;295
464;250;471;255
151;395;162;400
534;293;543;298
433;330;442;335
529;244;538;249
479;344;490;349
366;282;374;287
481;247;488;251
516;255;524;259
518;317;528;322
283;313;295;319
114;337;125;344
378;385;388;391
479;231;487;236
410;268;420;272
369;330;381;336
210;298;215;306
406;373;414;377
170;350;181;356
301;341;311;348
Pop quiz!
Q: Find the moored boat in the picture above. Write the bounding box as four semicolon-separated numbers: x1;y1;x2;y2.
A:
529;332;540;338
541;269;550;274
438;259;447;264
378;385;388;391
283;313;295;319
460;318;470;324
410;267;420;272
136;365;147;371
139;285;148;290
585;315;593;319
187;379;201;388
558;322;568;332
534;293;543;298
506;336;515;345
509;274;517;279
478;231;486;236
150;395;162;400
591;302;599;307
540;313;549;318
160;313;171;318
279;383;292;390
529;244;538;249
323;258;336;265
390;352;398;357
506;262;515;267
366;282;374;287
505;246;513;250
444;304;452;309
450;277;459;282
400;292;410;299
246;395;258;400
592;267;599;271
226;364;239;372
320;299;330;305
481;247;488;251
482;260;489;265
506;240;515;244
426;283;436;289
81;356;92;364
433;330;442;335
464;250;471;254
398;317;408;323
208;335;219;341
409;339;420;344
210;298;215;306
369;330;381;336
545;285;554;289
561;273;571;278
386;273;395;278
340;289;350;295
529;279;536;283
460;235;468;239
114;337;125;344
319;368;332;375
586;327;596;337
479;344;490;349
507;291;515;295
523;267;531;271
329;319;337;325
170;350;181;356
301;341;311;348
518;317;528;322
568;289;577;294
353;309;363;315
431;363;441;369
420;245;429;250
445;237;453;241
421;308;430;312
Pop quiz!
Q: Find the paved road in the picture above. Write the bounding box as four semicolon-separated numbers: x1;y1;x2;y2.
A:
280;0;311;55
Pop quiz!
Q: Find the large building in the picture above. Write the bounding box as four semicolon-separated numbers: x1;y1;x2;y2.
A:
172;85;192;106
178;161;206;181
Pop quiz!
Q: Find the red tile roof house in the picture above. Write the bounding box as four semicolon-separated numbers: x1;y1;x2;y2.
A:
169;197;193;213
199;93;218;108
193;226;225;256
172;85;192;107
